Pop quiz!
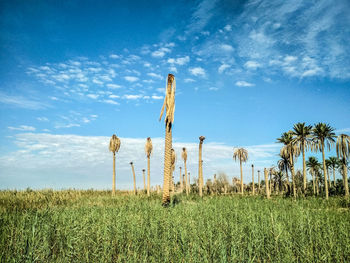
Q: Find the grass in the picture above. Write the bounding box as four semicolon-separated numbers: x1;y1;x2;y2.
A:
1;190;349;262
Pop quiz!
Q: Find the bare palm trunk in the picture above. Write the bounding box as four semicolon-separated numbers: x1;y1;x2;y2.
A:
142;170;146;191
112;152;116;196
264;168;270;199
316;175;319;196
258;170;261;194
312;171;316;195
302;143;307;194
188;173;191;193
180;167;183;193
332;167;335;187
321;144;329;200
162;123;172;205
252;165;255;195
199;140;204;197
343;161;349;197
147;157;151;196
184;160;188;195
269;171;272;194
290;153;297;198
240;160;243;195
130;163;136;195
285;168;290;193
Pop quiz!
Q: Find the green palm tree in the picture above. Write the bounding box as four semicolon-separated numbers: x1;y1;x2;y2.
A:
277;154;291;192
277;131;300;197
312;123;336;199
233;148;248;195
336;134;350;197
109;134;121;196
292;122;313;194
306;156;321;196
273;170;285;194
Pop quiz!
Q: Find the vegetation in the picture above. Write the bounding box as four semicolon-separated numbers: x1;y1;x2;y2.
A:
233;148;248;195
1;190;349;263
108;134;120;196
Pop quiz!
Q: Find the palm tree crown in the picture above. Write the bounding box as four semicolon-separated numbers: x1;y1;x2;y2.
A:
109;134;121;153
336;134;350;162
292;122;313;149
233;148;248;163
312;123;336;151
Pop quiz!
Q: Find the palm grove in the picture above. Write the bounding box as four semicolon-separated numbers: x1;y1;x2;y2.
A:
109;74;350;204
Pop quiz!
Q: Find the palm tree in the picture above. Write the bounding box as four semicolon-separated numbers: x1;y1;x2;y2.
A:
336;134;350;197
264;168;270;199
328;157;338;187
109;134;121;196
312;123;336;199
306;156;321;195
233;148;248;195
257;170;261;194
198;136;205;197
145;137;153;196
130;162;136;195
159;74;176;206
273;170;285;194
182;147;189;195
277;154;291;192
251;164;255;195
142;169;146;191
277;132;300;197
292;122;313;194
179;167;183;192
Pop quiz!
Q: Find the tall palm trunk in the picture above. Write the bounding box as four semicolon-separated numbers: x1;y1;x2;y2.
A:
302;143;307;194
162;123;172;205
264;168;270;199
142;169;146;191
130;163;136;195
180;167;183;193
269;171;273;194
290;153;297;198
112;152;116;196
147;157;151;196
188;173;191;193
251;165;255;195
240;160;243;195
285;168;290;193
184;160;188;195
343;159;349;197
316;175;319;195
321;143;329;200
258;170;261;194
312;171;316;195
199;139;204;197
332;167;335;187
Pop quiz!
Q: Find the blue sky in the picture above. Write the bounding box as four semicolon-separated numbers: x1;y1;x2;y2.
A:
1;0;349;190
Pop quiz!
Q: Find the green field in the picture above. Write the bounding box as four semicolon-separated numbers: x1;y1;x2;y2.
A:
1;190;349;262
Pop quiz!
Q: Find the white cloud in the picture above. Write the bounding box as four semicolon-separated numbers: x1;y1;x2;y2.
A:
220;44;234;52
151;47;171;58
0;92;48;110
109;54;119;59
209;87;219;91
8;125;36;131
224;25;232;31
147;73;163;79
102;99;119;105
189;67;206;77
37;117;49;122
107;84;122;89
124;76;139;82
167;56;190;65
123;94;143;100
184;78;195;83
151;95;163;100
109;95;119;99
169;66;177;73
87;94;99;99
218;64;230;74
244;61;261;70
235;81;255;87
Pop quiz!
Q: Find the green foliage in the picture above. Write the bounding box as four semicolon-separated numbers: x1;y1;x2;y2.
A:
1;190;350;262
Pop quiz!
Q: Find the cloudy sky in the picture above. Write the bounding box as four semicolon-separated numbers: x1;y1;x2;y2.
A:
1;0;349;190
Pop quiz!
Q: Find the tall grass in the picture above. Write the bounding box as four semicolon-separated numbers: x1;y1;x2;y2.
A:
1;190;349;262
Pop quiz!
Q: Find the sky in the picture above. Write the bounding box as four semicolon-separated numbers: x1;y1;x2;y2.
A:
0;0;349;190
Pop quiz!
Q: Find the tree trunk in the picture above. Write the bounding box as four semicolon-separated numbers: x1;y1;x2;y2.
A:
269;171;273;194
184;160;188;196
112;152;116;196
180;167;183;193
302;142;307;194
290;153;297;198
316;175;319;196
199;143;203;197
188;173;191;193
162;122;172;205
240;160;243;195
321;143;329;200
147;157;151;196
252;165;255;195
258;170;261;194
285;168;290;193
333;167;335;187
343;160;349;197
131;164;136;195
264;168;270;199
142;170;146;191
312;171;316;196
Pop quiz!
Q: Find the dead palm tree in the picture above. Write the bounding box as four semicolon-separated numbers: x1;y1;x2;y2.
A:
142;169;146;191
258;170;261;194
198;136;205;197
292;122;313;194
159;74;176;206
306;156;321;196
233;148;248;195
264;168;270;199
277;132;300;198
312;123;336;199
182;147;189;195
130;162;136;195
179;167;183;192
109;134;121;196
336;134;350;197
145;137;153;196
170;148;176;192
251;164;255;195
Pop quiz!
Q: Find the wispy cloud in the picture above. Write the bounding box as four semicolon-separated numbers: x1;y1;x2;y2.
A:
189;67;206;77
235;81;255;87
0;92;49;110
124;76;139;82
8;125;36;131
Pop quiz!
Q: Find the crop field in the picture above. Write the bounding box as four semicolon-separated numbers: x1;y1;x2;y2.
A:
1;190;349;262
